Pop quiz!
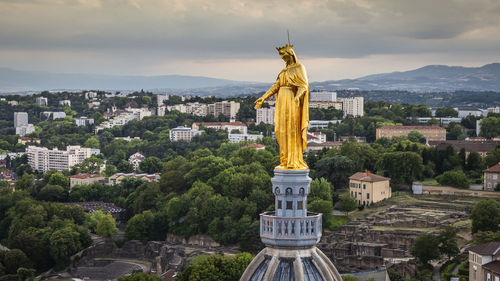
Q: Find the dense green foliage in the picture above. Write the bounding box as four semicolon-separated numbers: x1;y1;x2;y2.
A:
176;253;253;281
436;170;469;189
471;199;500;233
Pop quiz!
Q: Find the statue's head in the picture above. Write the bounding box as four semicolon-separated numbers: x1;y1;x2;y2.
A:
276;44;297;65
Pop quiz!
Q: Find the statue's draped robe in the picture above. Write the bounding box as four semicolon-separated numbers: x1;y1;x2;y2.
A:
264;62;309;169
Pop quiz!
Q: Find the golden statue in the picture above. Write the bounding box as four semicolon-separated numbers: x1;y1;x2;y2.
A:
255;44;309;170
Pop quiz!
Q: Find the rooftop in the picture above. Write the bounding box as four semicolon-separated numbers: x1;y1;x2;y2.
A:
429;140;499;152
483;260;500;274
484;163;500;173
70;173;103;179
468;241;500;255
194;121;246;126
378;125;444;130
350;171;390;182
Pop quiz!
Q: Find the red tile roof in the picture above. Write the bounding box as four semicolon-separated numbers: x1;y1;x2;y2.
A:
484;163;500;173
246;143;265;148
70;173;103;179
349;171;390;182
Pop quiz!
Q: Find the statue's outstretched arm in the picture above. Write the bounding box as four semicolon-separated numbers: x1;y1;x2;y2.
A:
255;80;279;109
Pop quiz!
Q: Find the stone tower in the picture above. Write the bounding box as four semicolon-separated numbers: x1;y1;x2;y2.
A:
239;169;342;281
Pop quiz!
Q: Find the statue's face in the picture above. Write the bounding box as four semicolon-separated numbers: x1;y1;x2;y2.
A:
279;50;293;64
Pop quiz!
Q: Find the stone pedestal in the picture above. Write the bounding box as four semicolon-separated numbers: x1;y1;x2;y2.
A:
240;169;342;281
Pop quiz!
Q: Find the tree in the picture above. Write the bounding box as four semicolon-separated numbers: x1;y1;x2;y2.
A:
314;156;356;188
342;275;360;281
139;156;163;174
408;131;426;144
447;123;465;140
125;210;155;243
84;137;100;149
435;107;458;117
49;226;83;268
438;226;459;260
485;148;500;167
473;230;500;244
436;170;469;189
411;233;440;265
48;172;69;187
339;193;357;216
14;173;34;192
479;117;500;139
89;210;118;237
73;156;103;174
37;184;68;202
470;199;500;233
176;253;253;281
117;272;162;281
309;178;334;202
117;159;134;173
376;152;423;185
104;164;117;177
3;249;32;274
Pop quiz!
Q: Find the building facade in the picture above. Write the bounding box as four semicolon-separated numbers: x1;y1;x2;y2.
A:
256;107;275;125
469;242;500;281
309;101;343;110
349;171;391;206
483;164;500;191
339;97;364;117
69;173;104;188
128;152;146;171
192;121;248;134
376;125;446;141
36;97;48;106
310;91;337;102
227;133;263;143
207;101;240;119
59;100;71;107
27;145;100;173
74;117;95;126
14;112;28;128
15;124;35;137
107;173;160;185
169;127;204;142
428;140;499;158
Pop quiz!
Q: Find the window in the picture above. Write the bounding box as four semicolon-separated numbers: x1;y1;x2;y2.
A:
297;201;303;210
363;184;366;189
278;200;282;209
367;193;370;199
286;201;293;210
493;174;498;180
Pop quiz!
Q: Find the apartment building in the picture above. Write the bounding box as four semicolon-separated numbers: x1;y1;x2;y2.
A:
228;133;263;143
339;97;364;117
14;112;28;128
74;117;95;126
107;173;160;185
36;97;48;106
169;126;204;142
15;124;35;137
256;107;275;125
192;121;248;134
128;152;146;171
428;140;499;158
376;125;446;141
310;91;337;102
208;101;240;119
156;94;169;106
307;132;327;144
483;163;500;191
41;111;67;120
309;101;343;110
27;145;100;173
469;242;500;281
95;108;150;133
59;100;71;107
349;171;391;206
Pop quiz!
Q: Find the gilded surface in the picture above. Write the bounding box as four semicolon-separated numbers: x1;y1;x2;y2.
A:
255;45;309;170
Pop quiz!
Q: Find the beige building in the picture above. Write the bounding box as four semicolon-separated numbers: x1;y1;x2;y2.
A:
349;171;391;206
309;101;343;110
27;145;100;173
208;101;240;119
376;125;446;141
469;242;500;281
483;163;500;191
339;97;364;117
107;173;160;185
69;173;104;188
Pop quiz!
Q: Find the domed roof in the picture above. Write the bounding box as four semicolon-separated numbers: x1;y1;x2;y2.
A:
241;247;342;281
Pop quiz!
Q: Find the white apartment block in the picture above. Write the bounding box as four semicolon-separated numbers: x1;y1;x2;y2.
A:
15;124;35;137
14;112;28;128
95;108;150;133
59;100;71;107
339;97;364;117
310;91;337;102
156;94;169;106
157;105;166;117
309;120;342;129
27;145;100;173
128;152;145;171
8;101;19;106
192;121;248;134
41;111;67;120
169;127;204;142
85;91;98;99
309;101;343;110
74;117;95;126
36;97;48;106
228;133;263;143
256;107;275;125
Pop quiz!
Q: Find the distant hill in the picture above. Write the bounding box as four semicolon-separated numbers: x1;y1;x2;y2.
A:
1;63;500;94
311;63;500;92
0;67;243;92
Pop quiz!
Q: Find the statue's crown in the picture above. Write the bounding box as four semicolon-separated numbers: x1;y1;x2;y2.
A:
276;44;294;52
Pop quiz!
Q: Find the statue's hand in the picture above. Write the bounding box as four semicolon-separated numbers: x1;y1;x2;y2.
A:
295;94;303;103
254;97;264;109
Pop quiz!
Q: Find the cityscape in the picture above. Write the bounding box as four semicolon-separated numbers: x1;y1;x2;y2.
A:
1;1;500;281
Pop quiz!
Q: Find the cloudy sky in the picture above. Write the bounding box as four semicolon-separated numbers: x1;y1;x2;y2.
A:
1;0;499;82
